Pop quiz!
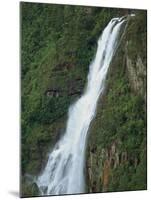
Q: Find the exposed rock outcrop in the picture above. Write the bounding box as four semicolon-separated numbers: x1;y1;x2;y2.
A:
126;41;146;97
46;89;61;97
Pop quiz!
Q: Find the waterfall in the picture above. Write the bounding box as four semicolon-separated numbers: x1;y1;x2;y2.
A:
36;17;126;196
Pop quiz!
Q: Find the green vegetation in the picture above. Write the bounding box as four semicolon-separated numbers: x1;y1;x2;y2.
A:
87;11;146;193
21;2;147;197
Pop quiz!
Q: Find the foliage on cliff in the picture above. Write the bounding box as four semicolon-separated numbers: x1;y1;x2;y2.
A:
21;2;147;197
86;10;147;193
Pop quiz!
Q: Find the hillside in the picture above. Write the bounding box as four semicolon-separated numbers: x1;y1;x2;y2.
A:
21;2;147;196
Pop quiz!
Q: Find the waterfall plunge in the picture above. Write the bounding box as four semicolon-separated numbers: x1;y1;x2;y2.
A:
36;17;126;196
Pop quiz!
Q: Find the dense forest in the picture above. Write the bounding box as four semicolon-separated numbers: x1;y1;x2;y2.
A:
21;2;147;197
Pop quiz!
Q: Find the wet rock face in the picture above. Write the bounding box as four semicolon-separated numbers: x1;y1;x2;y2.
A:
21;178;39;197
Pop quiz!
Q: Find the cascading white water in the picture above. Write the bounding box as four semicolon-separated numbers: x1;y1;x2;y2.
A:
36;17;126;195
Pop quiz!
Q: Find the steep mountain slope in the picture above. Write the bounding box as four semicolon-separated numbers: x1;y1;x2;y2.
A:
21;3;146;196
86;11;147;192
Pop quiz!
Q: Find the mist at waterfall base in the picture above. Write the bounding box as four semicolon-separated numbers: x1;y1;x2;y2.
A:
36;17;126;196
